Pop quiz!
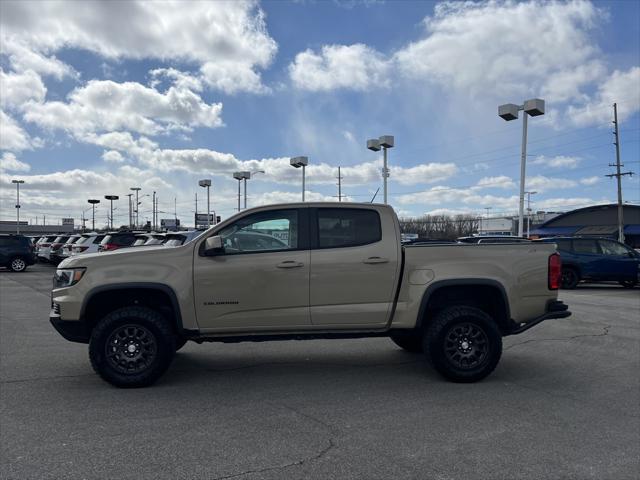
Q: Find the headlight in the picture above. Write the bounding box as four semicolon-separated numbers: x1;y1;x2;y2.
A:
53;268;86;288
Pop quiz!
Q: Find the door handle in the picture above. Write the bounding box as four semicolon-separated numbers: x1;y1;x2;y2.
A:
276;261;304;268
363;256;389;264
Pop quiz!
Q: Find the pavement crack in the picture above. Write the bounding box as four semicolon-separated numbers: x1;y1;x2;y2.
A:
505;325;610;351
211;438;335;480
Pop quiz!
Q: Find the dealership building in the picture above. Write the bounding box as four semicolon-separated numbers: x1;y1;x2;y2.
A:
530;204;640;248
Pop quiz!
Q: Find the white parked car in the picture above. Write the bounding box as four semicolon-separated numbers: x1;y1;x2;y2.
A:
162;230;205;246
70;233;106;256
51;235;81;264
36;235;59;262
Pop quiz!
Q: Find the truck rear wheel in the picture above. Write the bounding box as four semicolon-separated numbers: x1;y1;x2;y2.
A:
424;306;502;383
89;306;176;388
390;334;423;353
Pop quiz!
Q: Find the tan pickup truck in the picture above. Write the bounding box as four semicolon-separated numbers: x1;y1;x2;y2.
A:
50;202;570;387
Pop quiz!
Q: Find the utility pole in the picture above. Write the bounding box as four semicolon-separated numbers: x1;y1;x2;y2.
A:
152;191;156;230
337;167;343;202
126;194;133;228
606;103;633;244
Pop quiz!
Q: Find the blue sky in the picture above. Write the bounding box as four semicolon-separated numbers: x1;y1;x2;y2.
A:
1;0;639;227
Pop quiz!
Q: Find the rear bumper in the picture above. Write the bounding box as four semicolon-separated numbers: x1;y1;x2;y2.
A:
507;300;571;336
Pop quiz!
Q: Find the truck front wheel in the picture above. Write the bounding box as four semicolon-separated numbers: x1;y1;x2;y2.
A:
89;306;176;388
424;306;502;383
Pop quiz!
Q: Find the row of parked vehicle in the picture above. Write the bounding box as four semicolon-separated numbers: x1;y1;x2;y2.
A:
0;230;205;271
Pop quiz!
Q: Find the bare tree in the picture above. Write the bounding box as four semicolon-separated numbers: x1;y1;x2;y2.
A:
399;214;480;240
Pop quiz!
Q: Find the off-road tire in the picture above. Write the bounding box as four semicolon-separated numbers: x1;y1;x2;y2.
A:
89;306;176;388
561;267;580;289
390;334;424;353
424;306;502;383
9;257;27;272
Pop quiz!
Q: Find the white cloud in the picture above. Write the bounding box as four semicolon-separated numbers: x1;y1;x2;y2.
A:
0;41;77;79
23;80;223;136
0;110;32;151
580;176;599;186
0;152;31;172
0;1;277;94
532;155;581;169
102;150;125;163
393;163;458;185
0;69;47;110
475;175;516;189
526;175;578;192
393;0;603;101
289;44;389;91
567;66;640;127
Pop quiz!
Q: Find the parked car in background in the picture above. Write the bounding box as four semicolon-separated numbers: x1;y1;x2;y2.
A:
36;235;59;262
47;235;71;264
98;232;138;252
71;233;106;256
162;230;205;246
131;233;166;247
144;233;166;245
535;236;640;288
457;236;531;244
51;235;81;264
0;234;36;272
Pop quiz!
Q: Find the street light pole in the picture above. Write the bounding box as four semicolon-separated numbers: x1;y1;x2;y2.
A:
233;173;243;211
130;187;141;228
367;135;394;204
88;199;100;231
198;179;212;228
498;99;545;237
104;195;119;230
290;157;309;202
525;191;537;238
11;179;24;234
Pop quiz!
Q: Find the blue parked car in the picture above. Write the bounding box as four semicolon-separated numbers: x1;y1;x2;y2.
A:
535;237;640;289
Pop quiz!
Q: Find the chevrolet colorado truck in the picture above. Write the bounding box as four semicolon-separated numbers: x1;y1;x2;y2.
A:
50;203;570;387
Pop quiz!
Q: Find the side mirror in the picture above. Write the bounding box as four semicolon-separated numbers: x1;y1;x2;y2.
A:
204;235;224;255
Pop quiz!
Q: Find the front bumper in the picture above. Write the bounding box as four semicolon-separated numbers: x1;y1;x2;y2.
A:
507;300;571;336
50;309;90;343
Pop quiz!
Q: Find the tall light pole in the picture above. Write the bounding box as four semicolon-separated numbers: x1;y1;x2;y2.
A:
130;187;141;228
290;157;308;202
88;199;100;231
498;98;545;237
367;135;394;204
126;194;133;228
232;172;243;211
104;195;119;230
483;207;492;235
198;179;211;227
243;170;264;209
525;191;537;238
11;179;24;234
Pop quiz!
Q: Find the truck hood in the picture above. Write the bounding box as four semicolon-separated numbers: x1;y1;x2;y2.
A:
58;245;180;269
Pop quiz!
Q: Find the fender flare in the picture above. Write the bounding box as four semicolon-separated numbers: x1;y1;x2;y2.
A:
415;279;511;331
80;282;185;333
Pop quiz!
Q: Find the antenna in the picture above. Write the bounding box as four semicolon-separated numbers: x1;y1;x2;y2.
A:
370;187;380;203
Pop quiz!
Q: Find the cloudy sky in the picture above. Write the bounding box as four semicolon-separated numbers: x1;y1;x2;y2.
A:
1;0;639;227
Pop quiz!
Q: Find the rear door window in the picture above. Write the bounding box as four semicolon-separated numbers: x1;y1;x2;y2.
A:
554;239;572;251
572;239;600;254
317;208;381;248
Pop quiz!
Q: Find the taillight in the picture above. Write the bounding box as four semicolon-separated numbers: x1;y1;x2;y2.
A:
42;243;50;247
548;253;561;290
101;243;119;251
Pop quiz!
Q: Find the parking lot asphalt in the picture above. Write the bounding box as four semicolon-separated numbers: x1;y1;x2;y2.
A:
1;263;638;480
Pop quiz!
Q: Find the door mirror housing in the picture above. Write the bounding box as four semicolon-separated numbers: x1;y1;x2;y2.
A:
204;235;224;255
